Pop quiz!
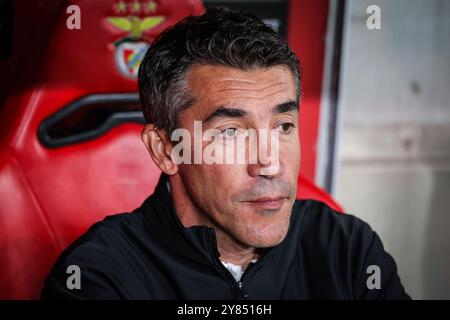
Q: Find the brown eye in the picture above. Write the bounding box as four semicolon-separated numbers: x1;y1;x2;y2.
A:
279;123;294;133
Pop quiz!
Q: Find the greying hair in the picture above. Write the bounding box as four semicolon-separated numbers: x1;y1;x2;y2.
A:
138;7;301;133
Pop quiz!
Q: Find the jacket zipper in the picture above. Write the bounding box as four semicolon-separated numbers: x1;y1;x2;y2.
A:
238;247;274;296
204;229;249;299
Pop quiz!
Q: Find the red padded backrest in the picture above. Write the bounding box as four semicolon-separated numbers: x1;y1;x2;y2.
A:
0;0;341;299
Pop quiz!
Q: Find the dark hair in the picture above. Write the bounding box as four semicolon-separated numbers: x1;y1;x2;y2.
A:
138;7;301;133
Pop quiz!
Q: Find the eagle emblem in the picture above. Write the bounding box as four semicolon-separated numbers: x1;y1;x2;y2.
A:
106;1;166;79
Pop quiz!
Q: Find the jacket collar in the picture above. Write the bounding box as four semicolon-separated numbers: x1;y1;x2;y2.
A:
141;174;220;265
141;173;278;269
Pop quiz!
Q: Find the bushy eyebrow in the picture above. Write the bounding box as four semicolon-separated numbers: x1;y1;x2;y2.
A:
202;100;298;124
273;100;298;114
203;107;247;123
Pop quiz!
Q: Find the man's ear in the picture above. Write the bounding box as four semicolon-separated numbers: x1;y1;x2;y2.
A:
141;124;178;175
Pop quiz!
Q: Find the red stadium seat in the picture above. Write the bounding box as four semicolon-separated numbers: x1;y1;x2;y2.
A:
0;0;341;299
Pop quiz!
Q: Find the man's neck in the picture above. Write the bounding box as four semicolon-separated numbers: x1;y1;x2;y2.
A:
169;175;259;269
214;231;261;269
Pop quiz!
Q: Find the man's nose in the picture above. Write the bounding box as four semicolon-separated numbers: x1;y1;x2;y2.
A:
247;131;285;178
247;160;285;178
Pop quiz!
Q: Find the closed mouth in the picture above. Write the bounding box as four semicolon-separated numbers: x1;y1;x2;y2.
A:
243;196;288;209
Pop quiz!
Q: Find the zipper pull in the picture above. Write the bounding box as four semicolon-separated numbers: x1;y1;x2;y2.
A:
237;281;249;299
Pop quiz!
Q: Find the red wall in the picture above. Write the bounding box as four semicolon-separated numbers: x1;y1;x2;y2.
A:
288;0;330;182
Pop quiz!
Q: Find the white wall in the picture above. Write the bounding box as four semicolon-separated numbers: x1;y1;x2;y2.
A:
335;0;450;299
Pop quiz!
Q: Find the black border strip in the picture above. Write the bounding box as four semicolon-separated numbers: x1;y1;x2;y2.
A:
324;0;346;192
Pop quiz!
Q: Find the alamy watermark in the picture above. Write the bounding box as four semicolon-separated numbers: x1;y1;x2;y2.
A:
366;265;381;290
66;5;81;30
366;5;382;30
66;265;81;290
169;121;281;175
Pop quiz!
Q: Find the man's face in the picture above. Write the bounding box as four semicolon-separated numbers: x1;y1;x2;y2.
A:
175;65;300;248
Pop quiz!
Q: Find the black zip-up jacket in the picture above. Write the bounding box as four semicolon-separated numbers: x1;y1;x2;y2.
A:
41;175;410;299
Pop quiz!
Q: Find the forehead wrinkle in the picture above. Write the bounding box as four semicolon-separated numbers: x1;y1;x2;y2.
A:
187;66;297;121
213;78;256;84
212;81;286;93
213;89;288;102
207;79;258;92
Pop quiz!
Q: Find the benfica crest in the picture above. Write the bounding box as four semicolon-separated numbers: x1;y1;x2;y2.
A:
115;40;149;78
107;1;165;79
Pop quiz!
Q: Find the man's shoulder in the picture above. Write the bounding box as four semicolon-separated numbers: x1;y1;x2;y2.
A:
49;209;146;275
293;199;371;228
41;209;147;299
289;200;410;299
291;199;375;249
